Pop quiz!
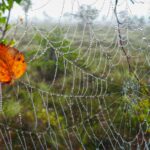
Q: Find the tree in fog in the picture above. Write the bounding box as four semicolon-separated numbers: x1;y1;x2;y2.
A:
74;5;99;25
118;11;145;29
65;4;99;27
21;0;32;26
64;4;99;42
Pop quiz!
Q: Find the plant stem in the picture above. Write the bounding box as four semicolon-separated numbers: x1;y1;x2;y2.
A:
114;0;139;81
0;83;2;111
0;8;11;41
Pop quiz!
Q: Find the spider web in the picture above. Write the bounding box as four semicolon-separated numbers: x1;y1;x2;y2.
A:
0;0;150;149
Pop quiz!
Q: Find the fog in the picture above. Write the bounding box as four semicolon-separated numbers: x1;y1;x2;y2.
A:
10;0;150;23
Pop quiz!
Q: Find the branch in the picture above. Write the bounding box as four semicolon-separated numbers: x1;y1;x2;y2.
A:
114;0;139;81
130;0;135;4
0;8;11;41
114;0;121;24
114;0;131;71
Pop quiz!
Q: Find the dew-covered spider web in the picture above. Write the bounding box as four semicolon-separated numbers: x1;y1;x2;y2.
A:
0;0;150;149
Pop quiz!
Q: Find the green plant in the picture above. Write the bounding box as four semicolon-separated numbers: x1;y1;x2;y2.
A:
0;0;22;42
4;100;21;117
27;28;79;81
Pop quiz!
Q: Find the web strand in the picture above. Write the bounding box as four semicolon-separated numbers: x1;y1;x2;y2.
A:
0;0;150;149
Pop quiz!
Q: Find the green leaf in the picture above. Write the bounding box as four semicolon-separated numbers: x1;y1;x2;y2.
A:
7;0;14;10
0;39;8;45
0;17;6;24
14;0;22;4
0;3;7;12
6;24;11;30
9;39;16;46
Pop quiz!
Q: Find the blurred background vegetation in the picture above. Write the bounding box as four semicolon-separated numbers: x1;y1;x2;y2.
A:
0;0;150;149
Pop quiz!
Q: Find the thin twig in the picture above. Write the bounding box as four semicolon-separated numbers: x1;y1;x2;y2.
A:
114;0;139;81
130;0;134;4
0;8;12;41
114;0;131;72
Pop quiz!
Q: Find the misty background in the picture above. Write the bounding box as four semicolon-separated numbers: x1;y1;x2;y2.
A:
10;0;150;25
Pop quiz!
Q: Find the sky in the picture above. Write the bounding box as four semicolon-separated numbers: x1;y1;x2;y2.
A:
10;0;150;22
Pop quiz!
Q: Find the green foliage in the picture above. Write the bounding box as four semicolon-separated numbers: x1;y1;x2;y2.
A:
0;16;6;24
0;4;149;147
3;100;21;118
130;99;150;133
118;77;150;134
0;0;22;41
0;0;22;15
14;0;22;4
27;28;78;81
133;99;150;119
